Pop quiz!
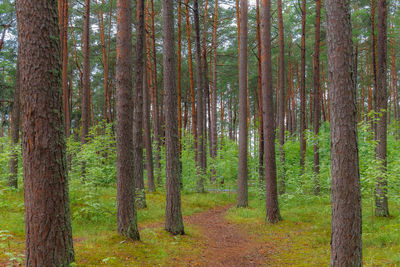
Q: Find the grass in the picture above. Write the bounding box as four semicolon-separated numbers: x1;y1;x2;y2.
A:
0;181;235;266
226;193;400;266
1;178;399;266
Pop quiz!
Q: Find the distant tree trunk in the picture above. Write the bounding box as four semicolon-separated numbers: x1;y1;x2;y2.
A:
162;0;185;235
144;0;155;193
202;0;210;173
133;0;146;209
326;0;362;264
8;60;20;188
150;0;161;184
17;0;75;264
375;0;389;217
194;0;205;193
81;0;91;144
177;0;182;152
185;0;197;157
371;0;378;113
256;0;264;183
237;0;248;208
313;0;321;195
116;0;140;240
300;0;307;171
277;0;285;195
211;0;218;181
60;0;70;138
261;0;281;223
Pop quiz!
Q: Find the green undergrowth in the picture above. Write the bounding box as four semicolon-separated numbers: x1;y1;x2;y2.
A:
0;182;234;266
226;193;400;266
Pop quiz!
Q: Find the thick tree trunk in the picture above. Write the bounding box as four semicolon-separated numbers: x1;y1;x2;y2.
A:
81;0;91;144
133;0;146;209
9;60;20;188
375;0;389;217
300;0;307;171
261;0;281;223
326;0;362;264
194;0;205;193
16;0;75;264
162;0;185;235
116;0;140;240
237;0;248;208
277;0;285;195
313;0;321;195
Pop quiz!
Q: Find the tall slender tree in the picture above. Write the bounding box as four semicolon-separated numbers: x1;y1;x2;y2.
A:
211;0;219;177
162;0;185;235
261;0;281;223
300;0;307;170
116;0;140;240
277;0;285;194
237;0;249;207
16;0;75;264
133;0;146;209
8;60;20;188
81;0;91;144
313;0;321;195
375;0;389;217
326;0;362;264
194;0;206;192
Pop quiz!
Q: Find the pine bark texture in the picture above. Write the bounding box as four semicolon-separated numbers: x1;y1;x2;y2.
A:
237;0;249;208
16;0;75;264
133;0;146;209
162;0;185;235
326;0;362;264
261;0;281;223
116;0;140;240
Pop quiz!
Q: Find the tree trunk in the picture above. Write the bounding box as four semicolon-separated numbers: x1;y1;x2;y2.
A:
256;0;264;184
17;0;75;264
277;0;285;195
150;0;161;184
133;0;146;209
81;0;91;144
211;0;219;180
194;0;205;193
144;0;155;193
300;0;307;171
375;0;389;217
185;0;197;158
60;0;70;138
162;0;185;235
116;0;140;240
177;0;182;151
237;0;248;208
326;0;362;264
313;0;321;195
8;59;20;188
261;0;281;223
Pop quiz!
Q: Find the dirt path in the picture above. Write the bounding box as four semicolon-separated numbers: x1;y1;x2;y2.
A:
178;205;274;267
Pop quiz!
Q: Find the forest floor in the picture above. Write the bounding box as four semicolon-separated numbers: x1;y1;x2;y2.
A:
175;205;274;266
1;186;400;266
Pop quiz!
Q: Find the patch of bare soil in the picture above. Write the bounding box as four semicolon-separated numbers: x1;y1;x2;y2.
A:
175;205;275;267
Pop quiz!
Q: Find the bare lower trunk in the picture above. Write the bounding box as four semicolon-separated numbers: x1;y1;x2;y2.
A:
326;0;362;264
